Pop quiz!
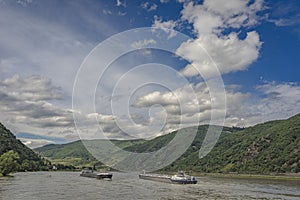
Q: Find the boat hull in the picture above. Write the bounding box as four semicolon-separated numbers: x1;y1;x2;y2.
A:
96;173;113;179
80;172;113;179
170;179;197;184
80;173;98;178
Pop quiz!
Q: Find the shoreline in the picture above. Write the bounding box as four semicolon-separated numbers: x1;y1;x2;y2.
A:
3;170;300;182
191;172;300;181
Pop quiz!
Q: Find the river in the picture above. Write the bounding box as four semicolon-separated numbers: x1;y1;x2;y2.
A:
0;172;299;199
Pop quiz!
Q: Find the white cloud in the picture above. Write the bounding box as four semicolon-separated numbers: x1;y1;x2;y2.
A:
116;0;126;7
132;80;300;130
131;39;157;49
0;74;136;147
177;31;261;77
0;75;73;127
0;75;64;101
8;75;297;148
0;75;78;147
141;2;158;12
176;0;264;77
132;82;246;132
182;0;265;35
152;16;177;39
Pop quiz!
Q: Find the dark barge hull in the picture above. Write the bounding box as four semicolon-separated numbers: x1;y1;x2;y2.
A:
97;173;113;179
80;173;113;179
170;179;197;184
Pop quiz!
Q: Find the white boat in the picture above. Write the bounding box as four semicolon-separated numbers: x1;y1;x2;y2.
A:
170;171;197;184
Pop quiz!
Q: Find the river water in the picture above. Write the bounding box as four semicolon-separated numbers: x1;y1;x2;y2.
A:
0;172;299;200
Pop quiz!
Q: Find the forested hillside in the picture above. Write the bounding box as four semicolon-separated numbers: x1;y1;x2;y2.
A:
0;123;49;175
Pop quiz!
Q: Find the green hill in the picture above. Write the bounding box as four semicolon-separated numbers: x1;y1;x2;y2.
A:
34;141;96;167
0;123;49;174
34;114;300;174
35;139;145;168
161;114;300;174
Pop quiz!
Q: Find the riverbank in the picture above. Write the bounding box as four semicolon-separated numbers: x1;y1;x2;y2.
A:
191;172;300;181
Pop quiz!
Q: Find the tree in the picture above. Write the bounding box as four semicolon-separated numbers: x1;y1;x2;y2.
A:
0;150;20;176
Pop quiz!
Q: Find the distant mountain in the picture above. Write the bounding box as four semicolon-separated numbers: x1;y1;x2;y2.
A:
35;114;300;174
0;123;49;172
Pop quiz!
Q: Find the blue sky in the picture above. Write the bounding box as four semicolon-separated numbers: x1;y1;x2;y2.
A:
0;0;299;148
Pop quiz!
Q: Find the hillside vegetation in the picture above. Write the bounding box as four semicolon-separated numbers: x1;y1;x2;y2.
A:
35;114;300;174
161;114;300;174
0;123;49;174
35;139;145;168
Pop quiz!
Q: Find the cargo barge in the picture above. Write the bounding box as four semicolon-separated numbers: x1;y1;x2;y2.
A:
139;171;197;184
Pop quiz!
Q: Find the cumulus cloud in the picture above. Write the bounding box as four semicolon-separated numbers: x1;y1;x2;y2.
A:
181;0;264;34
0;75;73;128
0;75;63;101
176;0;264;77
132;82;239;133
0;75;136;147
177;31;261;77
132;80;300;130
0;75;77;147
6;74;295;148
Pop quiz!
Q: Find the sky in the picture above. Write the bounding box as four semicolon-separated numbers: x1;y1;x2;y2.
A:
0;0;299;148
